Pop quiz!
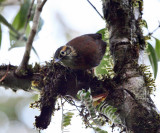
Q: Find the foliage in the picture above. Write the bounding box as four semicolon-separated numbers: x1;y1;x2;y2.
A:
93;127;108;133
95;28;115;78
155;38;160;61
77;89;104;126
96;102;121;125
97;26;160;80
0;0;43;57
147;42;158;78
142;19;160;79
138;64;156;94
146;36;160;79
9;0;32;50
77;89;121;133
62;112;74;128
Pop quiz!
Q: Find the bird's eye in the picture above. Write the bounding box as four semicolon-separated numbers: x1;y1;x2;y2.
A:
60;51;66;56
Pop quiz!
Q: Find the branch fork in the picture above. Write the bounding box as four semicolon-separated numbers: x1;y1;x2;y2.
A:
15;0;47;77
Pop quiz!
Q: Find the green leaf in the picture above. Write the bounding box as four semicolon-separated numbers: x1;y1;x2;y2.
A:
97;28;106;41
0;0;5;3
141;19;148;29
26;23;31;37
12;0;31;31
93;127;108;133
0;14;19;36
147;43;158;78
8;24;30;50
97;28;109;42
95;53;109;75
0;24;2;49
62;112;74;128
10;0;30;47
8;39;25;50
155;38;160;61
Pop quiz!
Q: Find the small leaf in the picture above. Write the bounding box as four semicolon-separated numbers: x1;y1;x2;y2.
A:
95;54;109;75
147;43;158;78
155;38;160;61
26;23;31;37
141;19;148;29
62;112;74;128
0;24;2;49
8;39;25;50
93;127;108;133
97;28;106;41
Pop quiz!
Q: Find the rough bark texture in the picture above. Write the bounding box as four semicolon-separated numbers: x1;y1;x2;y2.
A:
1;0;160;132
0;65;32;91
102;0;160;132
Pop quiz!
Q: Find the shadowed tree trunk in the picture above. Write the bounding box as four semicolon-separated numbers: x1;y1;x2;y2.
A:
102;0;160;132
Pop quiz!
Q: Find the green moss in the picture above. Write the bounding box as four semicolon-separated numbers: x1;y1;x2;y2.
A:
137;64;156;94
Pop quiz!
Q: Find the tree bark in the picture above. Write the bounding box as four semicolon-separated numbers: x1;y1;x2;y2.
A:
102;0;160;132
0;65;31;91
1;0;160;132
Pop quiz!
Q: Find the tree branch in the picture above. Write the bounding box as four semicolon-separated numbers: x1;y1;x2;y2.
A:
38;0;47;11
0;65;32;91
15;0;47;77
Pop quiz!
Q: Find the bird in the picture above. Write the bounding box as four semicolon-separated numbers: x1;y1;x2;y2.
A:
54;33;107;70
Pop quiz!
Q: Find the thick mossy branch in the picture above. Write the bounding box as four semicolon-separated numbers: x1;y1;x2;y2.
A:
0;60;159;132
0;65;32;91
31;61;111;129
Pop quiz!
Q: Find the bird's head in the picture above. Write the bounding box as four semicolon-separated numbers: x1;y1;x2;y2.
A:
54;45;77;66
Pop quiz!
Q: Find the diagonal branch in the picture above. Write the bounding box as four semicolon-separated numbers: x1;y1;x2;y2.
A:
86;0;104;19
15;0;47;77
24;0;35;32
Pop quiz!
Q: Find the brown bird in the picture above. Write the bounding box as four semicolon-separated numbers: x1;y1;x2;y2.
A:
54;33;106;70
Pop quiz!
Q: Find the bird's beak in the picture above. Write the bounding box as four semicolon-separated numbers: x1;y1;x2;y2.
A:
54;58;61;63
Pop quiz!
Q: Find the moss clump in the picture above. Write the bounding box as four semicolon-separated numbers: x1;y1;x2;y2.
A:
138;64;156;94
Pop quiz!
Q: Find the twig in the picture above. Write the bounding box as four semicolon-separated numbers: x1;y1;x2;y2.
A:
86;0;104;19
38;0;47;11
148;21;160;36
15;0;47;76
0;65;9;82
24;0;35;32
